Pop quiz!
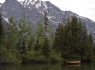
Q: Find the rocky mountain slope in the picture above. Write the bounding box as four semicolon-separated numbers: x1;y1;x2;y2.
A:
0;0;95;38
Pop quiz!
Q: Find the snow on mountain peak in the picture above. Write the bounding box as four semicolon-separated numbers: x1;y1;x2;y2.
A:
23;0;42;6
43;2;48;10
20;0;44;9
35;0;42;8
24;0;35;5
3;17;9;23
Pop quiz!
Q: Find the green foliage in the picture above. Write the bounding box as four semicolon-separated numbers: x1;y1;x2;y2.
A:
0;46;21;64
49;50;63;63
53;23;64;53
42;38;50;58
4;17;17;49
53;15;94;62
16;14;33;53
34;18;44;51
0;13;3;39
1;13;94;64
81;34;93;61
0;13;34;64
22;50;47;63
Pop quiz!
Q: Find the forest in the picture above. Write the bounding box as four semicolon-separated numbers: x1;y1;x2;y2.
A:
0;12;95;64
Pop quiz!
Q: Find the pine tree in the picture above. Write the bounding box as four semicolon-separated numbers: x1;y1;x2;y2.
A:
35;18;44;51
5;17;17;49
0;13;3;40
41;12;50;58
85;33;93;61
16;14;32;54
5;14;33;54
53;23;64;54
93;43;95;53
64;15;93;60
43;12;48;37
42;37;49;58
53;15;93;60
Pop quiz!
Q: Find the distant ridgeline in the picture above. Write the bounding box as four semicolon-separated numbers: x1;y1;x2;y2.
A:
0;0;95;38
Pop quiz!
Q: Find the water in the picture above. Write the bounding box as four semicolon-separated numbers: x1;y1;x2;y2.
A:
0;63;95;70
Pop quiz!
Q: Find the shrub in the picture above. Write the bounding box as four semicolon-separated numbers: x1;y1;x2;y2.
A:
0;46;21;64
49;50;63;63
23;50;47;63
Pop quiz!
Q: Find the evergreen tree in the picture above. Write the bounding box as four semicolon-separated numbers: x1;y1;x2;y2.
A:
42;37;49;58
16;14;32;54
5;14;33;54
35;18;44;51
85;33;93;61
93;43;95;58
43;12;48;37
53;15;93;61
0;17;22;63
41;12;50;58
63;15;93;60
53;23;64;54
4;17;17;49
0;13;3;40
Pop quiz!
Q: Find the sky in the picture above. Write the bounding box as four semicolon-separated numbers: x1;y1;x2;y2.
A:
0;0;95;21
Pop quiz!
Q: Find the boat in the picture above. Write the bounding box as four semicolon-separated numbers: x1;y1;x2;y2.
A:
64;60;81;65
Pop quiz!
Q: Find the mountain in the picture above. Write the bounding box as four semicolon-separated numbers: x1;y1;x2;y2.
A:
0;0;25;20
20;0;66;24
20;0;95;35
0;0;95;38
0;0;42;23
0;3;2;8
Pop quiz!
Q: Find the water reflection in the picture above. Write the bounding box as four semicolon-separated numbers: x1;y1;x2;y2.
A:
0;63;95;70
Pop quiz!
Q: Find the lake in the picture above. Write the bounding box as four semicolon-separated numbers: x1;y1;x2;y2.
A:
0;63;95;70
